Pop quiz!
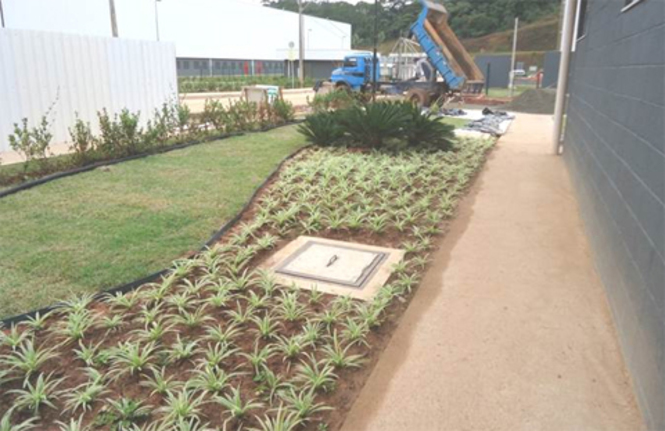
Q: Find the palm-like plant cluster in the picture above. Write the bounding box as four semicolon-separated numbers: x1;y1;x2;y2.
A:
298;100;456;150
0;138;493;430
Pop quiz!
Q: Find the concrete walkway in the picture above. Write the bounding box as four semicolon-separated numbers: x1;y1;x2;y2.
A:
341;114;644;431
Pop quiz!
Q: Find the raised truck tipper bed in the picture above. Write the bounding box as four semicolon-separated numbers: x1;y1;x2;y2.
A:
323;0;484;107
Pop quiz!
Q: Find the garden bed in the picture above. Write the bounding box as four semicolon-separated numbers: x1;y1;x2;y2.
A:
0;138;494;431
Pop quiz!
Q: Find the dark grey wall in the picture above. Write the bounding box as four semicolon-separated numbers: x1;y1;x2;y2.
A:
296;61;343;80
474;55;511;88
175;58;338;81
562;0;664;429
543;51;560;88
176;58;285;78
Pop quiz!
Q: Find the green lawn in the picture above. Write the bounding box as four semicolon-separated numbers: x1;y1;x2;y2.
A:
486;85;532;99
0;126;306;318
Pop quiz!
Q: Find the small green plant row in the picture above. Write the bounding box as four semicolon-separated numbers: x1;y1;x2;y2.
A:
0;140;494;430
299;97;455;151
199;99;294;137
3;97;295;186
179;76;316;93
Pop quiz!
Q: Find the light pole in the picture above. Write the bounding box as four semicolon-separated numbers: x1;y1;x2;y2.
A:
0;0;5;28
297;0;305;87
154;0;161;41
509;17;519;97
109;0;118;37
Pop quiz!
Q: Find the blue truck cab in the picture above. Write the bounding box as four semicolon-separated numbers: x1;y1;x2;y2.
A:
323;0;484;106
330;53;380;92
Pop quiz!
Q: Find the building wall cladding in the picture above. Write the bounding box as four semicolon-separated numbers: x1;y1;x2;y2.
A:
562;0;664;429
176;59;286;78
474;55;511;88
542;50;561;88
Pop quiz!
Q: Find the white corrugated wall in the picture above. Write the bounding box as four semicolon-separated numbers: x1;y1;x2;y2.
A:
0;28;177;152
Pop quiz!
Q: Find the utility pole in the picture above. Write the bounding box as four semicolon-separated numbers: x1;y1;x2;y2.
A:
298;0;305;87
109;0;119;37
371;0;378;101
509;17;519;97
154;0;161;41
0;0;6;28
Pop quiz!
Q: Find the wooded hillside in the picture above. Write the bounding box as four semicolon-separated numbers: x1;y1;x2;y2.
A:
263;0;561;48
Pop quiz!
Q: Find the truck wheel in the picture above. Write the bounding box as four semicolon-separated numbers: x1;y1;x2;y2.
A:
335;82;351;93
406;88;430;107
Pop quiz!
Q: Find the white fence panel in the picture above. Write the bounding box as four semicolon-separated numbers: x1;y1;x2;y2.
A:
0;28;177;152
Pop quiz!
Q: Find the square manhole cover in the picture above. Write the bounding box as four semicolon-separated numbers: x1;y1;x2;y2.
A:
275;241;388;288
263;236;404;300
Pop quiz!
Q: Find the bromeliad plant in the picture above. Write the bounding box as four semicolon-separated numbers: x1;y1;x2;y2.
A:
0;339;59;379
9;372;63;415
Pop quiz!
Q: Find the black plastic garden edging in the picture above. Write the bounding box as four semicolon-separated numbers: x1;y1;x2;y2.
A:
0;121;303;200
0;143;311;326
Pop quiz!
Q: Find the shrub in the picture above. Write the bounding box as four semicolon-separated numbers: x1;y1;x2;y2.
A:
97;109;123;157
273;99;295;124
150;101;179;143
8;115;54;174
68;115;96;164
257;102;277;129
310;90;358;113
118;109;143;154
297;111;344;146
401;102;455;151
228;101;258;132
175;104;192;140
96;109;144;157
338;102;410;148
201;99;228;132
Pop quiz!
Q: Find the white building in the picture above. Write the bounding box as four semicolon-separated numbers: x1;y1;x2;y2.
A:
1;0;352;78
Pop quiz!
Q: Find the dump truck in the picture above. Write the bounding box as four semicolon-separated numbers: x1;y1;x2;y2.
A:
325;0;484;106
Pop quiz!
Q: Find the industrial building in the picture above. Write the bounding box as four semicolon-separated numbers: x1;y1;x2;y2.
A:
0;0;352;79
561;0;664;428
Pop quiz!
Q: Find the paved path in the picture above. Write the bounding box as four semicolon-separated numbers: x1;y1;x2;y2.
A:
340;114;644;431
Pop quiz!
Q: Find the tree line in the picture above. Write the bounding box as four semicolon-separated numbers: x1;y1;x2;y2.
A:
263;0;560;48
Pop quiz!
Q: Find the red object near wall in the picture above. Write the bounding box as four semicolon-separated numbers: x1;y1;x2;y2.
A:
243;61;249;75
